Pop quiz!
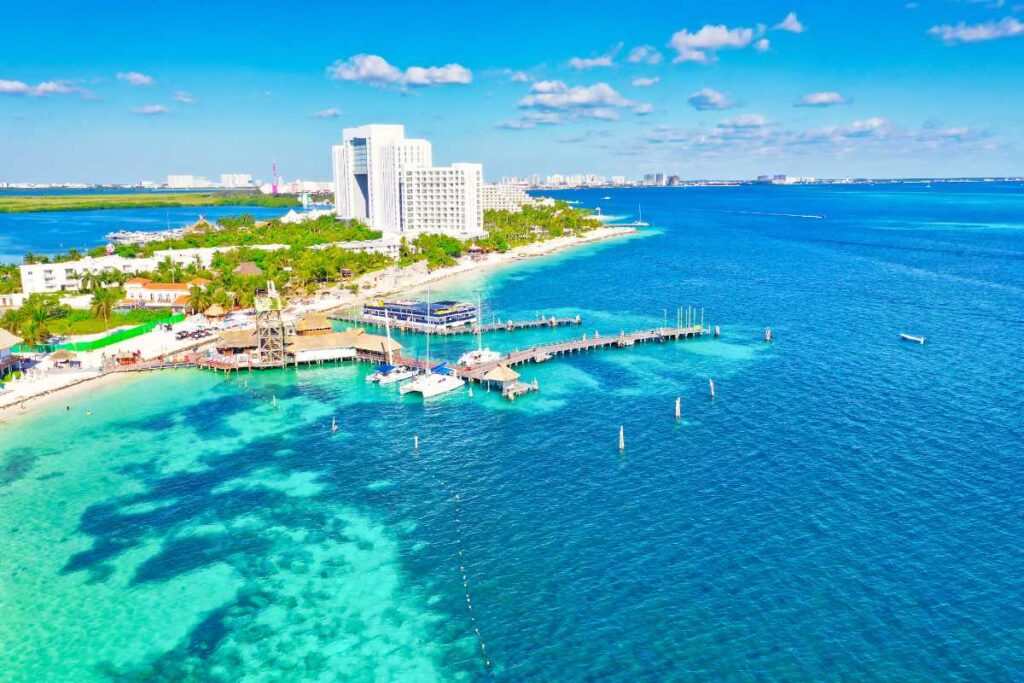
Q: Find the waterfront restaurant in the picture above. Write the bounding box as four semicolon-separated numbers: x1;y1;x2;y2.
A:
363;299;477;329
0;327;23;374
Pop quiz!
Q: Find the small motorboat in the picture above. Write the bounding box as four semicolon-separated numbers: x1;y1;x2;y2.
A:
378;366;417;385
900;333;926;344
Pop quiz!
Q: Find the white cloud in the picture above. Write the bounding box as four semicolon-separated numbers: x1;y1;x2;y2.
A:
519;80;630;110
510;70;531;83
687;87;736;110
928;16;1024;44
632;76;660;87
720;113;769;128
497;111;564;129
0;78;93;98
796;91;848;107
313;108;342;119
626;45;663;65
775;12;805;34
568;44;621;70
842;117;890;137
644;115;992;161
117;71;154;86
755;38;772;52
327;54;472;88
131;104;168;115
669;24;757;63
568;55;614;69
514;81;647;125
173;91;196;104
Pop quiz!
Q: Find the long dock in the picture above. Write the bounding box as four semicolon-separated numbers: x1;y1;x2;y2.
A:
457;325;705;381
328;311;582;336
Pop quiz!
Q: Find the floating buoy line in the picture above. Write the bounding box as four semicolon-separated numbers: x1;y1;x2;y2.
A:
412;444;496;677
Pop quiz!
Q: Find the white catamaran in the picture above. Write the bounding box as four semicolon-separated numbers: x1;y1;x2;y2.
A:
457;295;501;368
400;288;465;398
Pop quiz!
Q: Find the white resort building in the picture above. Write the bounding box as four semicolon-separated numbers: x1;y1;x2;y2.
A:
480;183;554;212
331;124;485;240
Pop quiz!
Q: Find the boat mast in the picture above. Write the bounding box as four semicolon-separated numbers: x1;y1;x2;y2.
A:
477;294;483;353
424;286;431;375
384;309;394;366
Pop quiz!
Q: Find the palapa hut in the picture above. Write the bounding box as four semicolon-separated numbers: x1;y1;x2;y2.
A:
294;313;332;336
232;261;264;277
286;327;402;365
50;349;79;368
482;363;520;394
215;329;258;356
205;303;226;319
0;327;23;373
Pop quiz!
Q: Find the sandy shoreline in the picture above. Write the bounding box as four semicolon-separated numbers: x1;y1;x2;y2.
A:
0;225;637;425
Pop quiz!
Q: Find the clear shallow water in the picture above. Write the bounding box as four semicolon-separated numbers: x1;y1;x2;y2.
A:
0;205;286;263
2;183;1023;681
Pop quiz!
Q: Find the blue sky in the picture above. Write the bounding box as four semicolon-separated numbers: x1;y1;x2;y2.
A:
1;0;1022;182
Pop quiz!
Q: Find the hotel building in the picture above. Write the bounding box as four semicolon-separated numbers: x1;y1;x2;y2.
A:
331;124;485;240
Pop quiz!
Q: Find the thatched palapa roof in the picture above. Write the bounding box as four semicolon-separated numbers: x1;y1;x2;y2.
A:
295;313;332;335
50;349;78;362
216;329;258;350
205;304;226;318
483;364;519;383
0;327;22;350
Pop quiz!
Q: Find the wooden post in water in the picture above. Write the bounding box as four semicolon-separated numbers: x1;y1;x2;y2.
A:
619;425;625;452
675;397;681;420
709;379;716;398
414;434;419;451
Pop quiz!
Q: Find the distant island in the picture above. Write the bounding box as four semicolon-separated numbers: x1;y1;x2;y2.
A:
0;192;301;214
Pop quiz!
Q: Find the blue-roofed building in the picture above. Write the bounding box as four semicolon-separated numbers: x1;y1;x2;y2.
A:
363;300;477;329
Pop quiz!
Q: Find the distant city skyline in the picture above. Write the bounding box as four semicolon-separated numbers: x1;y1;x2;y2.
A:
2;1;1022;183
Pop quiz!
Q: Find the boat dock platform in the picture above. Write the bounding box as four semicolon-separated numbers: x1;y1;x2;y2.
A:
457;325;706;382
328;310;582;336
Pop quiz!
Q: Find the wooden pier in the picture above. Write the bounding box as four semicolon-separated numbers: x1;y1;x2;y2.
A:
457;325;706;382
328;310;582;336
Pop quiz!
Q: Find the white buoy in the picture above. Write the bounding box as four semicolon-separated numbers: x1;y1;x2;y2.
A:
675;397;681;419
709;379;716;398
414;434;419;450
619;425;625;452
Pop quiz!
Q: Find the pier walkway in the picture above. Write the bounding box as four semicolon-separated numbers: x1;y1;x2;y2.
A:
328;311;582;336
457;325;705;381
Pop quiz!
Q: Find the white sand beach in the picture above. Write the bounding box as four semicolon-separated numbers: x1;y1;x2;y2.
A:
0;225;636;423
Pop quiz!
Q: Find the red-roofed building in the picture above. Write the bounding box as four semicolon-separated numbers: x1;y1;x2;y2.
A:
124;277;212;310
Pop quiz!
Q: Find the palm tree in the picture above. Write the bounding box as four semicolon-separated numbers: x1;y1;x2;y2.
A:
90;287;123;331
187;285;212;315
78;271;103;293
18;305;51;348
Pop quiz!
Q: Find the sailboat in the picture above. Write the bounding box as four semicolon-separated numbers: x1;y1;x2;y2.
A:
634;204;650;227
401;286;465;398
458;295;501;367
367;310;416;384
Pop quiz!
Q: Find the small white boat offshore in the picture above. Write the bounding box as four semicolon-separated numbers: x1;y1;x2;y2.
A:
900;333;926;344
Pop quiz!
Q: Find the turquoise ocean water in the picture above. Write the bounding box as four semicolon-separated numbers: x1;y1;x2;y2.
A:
1;183;1023;680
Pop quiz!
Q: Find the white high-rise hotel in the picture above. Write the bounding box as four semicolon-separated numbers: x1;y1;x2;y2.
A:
331;124;484;240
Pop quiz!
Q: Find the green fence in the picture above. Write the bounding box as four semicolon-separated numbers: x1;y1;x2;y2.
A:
14;313;186;353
